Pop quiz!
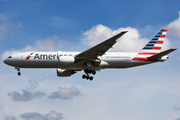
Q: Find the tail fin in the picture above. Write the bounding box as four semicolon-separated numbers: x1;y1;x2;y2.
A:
132;29;177;61
138;29;167;57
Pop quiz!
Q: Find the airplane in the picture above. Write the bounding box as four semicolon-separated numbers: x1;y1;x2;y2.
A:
4;29;176;80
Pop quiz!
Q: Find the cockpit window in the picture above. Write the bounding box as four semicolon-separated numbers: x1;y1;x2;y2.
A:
8;56;12;58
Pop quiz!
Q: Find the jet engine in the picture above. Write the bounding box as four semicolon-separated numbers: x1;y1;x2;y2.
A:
59;56;75;65
56;68;76;77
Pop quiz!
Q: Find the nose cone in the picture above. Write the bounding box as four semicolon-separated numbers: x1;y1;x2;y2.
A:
4;57;22;67
4;59;13;66
4;59;9;65
4;55;21;67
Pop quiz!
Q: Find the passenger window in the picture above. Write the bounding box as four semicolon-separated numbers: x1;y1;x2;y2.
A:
64;54;67;56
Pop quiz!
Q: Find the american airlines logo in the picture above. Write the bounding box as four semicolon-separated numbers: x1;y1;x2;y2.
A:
26;52;34;59
34;53;58;60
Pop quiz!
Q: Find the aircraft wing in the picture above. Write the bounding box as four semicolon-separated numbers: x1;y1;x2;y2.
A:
75;31;127;60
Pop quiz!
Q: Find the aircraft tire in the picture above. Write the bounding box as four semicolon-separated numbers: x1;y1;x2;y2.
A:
92;71;96;75
82;75;86;79
18;72;21;76
86;76;89;80
90;76;93;81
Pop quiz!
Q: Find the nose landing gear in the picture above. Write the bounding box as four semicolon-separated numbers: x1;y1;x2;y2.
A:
82;69;96;81
18;71;21;76
15;67;21;76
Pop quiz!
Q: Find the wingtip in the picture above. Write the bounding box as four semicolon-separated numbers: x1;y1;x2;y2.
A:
115;31;128;34
120;31;128;35
172;48;177;51
122;31;128;33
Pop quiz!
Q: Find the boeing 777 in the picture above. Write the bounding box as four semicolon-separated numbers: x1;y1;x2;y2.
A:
4;29;176;80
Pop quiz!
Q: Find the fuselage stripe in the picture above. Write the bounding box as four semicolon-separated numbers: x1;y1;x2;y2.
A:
138;53;158;55
132;57;158;62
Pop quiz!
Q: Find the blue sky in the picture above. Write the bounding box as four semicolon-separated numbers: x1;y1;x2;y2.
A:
0;0;180;120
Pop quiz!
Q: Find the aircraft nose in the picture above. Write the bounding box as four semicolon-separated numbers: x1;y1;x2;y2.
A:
4;59;8;64
4;59;12;65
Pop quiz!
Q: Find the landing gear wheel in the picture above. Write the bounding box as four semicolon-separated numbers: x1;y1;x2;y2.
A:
86;76;89;80
92;71;96;75
18;72;21;76
15;67;21;76
89;76;93;81
84;69;88;74
82;75;86;79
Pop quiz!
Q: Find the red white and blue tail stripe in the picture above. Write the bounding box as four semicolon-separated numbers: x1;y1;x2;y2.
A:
133;29;167;61
139;29;167;55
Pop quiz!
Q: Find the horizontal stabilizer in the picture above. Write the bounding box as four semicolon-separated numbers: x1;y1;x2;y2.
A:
148;48;177;59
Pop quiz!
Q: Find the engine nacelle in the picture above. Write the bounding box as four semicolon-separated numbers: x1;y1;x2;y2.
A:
59;56;75;65
56;68;76;77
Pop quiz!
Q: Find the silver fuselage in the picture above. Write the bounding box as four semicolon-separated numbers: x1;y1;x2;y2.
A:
4;51;158;70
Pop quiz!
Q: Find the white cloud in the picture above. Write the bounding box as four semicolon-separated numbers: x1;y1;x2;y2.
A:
82;24;114;47
8;86;81;102
8;89;46;102
43;111;64;120
82;24;171;52
174;107;180;111
0;35;59;61
21;111;64;120
34;35;59;51
0;13;14;40
48;86;81;99
167;11;180;38
5;116;16;120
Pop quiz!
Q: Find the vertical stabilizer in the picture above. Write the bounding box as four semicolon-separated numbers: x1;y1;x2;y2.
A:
138;29;167;57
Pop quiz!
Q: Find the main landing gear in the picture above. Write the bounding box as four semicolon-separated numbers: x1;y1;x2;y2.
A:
15;67;21;76
82;69;96;81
